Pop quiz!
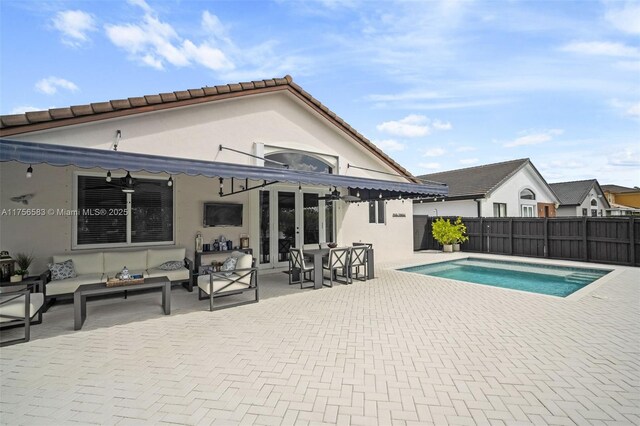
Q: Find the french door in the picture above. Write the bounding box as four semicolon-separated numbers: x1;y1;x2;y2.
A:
258;187;334;268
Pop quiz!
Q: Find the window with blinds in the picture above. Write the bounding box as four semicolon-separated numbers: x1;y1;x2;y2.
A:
76;175;174;247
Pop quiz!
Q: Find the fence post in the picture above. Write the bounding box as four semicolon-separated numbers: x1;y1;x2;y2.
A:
509;218;514;255
582;217;588;261
630;217;635;266
544;218;549;257
479;217;484;252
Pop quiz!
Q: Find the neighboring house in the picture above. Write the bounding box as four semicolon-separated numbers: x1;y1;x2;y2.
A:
0;76;447;272
601;185;640;215
414;158;559;218
549;179;610;217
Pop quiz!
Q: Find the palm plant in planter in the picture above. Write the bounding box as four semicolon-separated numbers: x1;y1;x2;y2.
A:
14;252;34;278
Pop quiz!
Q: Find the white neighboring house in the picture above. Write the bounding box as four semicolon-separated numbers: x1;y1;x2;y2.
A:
549;179;610;217
414;158;560;218
0;76;446;273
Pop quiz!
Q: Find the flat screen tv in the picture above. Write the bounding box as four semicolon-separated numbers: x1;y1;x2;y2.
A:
203;202;243;227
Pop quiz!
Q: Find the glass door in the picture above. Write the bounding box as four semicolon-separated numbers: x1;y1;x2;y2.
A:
276;191;296;266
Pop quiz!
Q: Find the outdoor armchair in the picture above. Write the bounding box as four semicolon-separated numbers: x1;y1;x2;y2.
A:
197;253;258;311
288;248;314;289
0;286;44;346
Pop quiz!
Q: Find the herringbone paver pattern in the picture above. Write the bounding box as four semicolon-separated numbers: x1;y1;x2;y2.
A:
1;253;638;425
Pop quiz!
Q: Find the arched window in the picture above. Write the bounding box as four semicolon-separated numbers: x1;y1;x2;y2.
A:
265;152;333;174
591;199;597;206
520;189;536;200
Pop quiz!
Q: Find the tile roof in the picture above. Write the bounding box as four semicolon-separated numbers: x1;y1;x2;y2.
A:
417;158;530;198
549;179;598;206
601;184;639;194
0;75;417;182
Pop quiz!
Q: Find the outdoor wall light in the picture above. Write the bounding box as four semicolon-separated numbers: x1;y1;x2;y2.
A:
356;190;360;198
167;176;173;187
298;183;302;192
113;130;121;151
26;165;33;178
378;193;382;199
106;170;112;182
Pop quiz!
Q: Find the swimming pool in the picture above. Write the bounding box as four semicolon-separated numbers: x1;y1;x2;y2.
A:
399;257;611;297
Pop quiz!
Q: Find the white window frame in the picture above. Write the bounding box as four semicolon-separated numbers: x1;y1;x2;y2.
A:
521;205;535;217
493;203;507;217
368;200;386;224
72;171;176;250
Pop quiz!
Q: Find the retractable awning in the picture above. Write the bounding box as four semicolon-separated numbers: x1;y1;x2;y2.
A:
0;139;447;200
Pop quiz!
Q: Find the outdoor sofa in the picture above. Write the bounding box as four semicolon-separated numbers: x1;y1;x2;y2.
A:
42;247;193;308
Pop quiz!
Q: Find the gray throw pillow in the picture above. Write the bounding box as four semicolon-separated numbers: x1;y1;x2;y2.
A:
221;256;237;277
48;259;77;281
158;260;184;271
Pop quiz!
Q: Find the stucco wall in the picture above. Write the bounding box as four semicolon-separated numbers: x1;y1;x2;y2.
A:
413;199;477;217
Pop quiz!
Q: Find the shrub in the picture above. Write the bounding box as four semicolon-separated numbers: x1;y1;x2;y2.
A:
432;218;457;245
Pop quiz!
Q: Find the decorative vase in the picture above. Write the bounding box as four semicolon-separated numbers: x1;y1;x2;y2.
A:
453;243;460;252
443;244;453;253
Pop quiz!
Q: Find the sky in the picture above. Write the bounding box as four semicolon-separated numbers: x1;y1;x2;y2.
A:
1;0;639;186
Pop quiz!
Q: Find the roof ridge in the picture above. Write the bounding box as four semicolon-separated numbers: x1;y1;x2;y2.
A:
549;178;597;185
418;158;529;178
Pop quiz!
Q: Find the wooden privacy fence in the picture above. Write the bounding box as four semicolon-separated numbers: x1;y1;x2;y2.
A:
414;216;640;267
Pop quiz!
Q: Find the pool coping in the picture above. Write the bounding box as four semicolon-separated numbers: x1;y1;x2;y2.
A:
391;252;626;301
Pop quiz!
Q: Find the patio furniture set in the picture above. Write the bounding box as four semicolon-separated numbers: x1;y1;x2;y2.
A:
0;243;373;346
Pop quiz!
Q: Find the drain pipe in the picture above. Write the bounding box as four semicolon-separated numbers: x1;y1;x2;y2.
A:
475;199;482;218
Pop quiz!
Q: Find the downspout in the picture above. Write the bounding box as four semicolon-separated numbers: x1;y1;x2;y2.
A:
475;199;482;218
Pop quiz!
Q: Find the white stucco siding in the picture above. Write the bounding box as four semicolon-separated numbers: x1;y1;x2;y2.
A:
11;91;406;182
484;165;557;217
413;199;478;217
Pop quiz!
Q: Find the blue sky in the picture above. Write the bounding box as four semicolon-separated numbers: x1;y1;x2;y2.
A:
1;0;639;186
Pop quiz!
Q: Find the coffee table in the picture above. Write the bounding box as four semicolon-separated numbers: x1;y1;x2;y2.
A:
74;276;171;330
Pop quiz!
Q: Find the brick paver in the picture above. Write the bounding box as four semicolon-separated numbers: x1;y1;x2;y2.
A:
1;253;638;425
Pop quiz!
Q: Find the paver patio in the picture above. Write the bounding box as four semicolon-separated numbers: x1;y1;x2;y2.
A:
1;252;638;425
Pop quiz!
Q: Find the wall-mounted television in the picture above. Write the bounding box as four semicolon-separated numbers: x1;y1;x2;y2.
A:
203;202;243;227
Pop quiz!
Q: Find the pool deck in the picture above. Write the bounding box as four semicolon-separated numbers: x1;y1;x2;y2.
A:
1;252;638;425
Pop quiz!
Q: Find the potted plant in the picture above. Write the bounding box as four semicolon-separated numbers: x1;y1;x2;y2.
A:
431;218;457;252
14;252;34;278
452;217;469;252
10;271;24;283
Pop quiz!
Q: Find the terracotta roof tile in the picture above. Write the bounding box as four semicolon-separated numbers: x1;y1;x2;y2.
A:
111;99;131;109
1;114;30;127
71;105;94;116
49;108;74;120
0;75;417;180
129;97;147;107
91;102;114;113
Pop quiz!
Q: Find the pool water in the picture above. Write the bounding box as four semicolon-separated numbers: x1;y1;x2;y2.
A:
399;257;611;297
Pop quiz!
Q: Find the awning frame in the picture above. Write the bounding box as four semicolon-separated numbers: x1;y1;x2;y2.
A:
0;139;448;200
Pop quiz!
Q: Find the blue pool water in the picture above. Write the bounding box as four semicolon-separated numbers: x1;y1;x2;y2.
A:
399;258;611;297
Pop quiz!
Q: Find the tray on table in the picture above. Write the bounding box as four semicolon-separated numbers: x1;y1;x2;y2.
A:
106;277;145;287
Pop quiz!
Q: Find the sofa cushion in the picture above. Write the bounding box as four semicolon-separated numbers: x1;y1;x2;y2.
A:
146;267;189;282
48;259;77;281
147;248;185;269
197;274;248;294
0;292;44;323
53;252;103;276
45;273;105;296
104;251;147;275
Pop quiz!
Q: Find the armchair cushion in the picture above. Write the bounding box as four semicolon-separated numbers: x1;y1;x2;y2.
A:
0;292;44;323
48;259;77;281
197;275;248;294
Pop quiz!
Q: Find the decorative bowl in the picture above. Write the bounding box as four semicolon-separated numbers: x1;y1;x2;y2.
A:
327;242;338;248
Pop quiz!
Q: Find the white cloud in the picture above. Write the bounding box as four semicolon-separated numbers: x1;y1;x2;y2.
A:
104;7;234;72
610;99;640;120
504;129;564;148
10;106;40;114
432;119;452;130
418;162;441;170
374;139;405;152
423;148;445;157
460;158;479;165
52;10;96;47
609;147;640;167
456;146;476;152
202;11;230;42
561;41;639;57
128;0;153;14
377;114;430;137
35;77;79;95
605;3;640;34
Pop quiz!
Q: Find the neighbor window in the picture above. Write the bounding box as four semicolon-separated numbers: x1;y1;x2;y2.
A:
521;205;535;217
75;174;174;247
369;200;385;224
591;199;597;206
493;203;507;217
591;209;598;217
520;189;536;200
582;208;588;216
